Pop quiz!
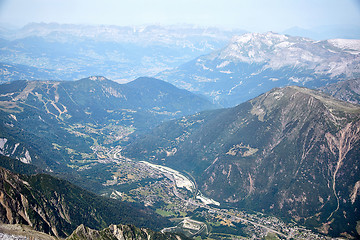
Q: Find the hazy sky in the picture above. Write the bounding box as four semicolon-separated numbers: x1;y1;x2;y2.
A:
0;0;360;32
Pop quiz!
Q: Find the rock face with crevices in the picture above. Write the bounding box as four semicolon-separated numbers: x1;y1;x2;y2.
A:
124;86;360;238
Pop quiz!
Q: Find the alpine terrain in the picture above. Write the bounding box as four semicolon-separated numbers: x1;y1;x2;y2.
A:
0;76;215;173
124;86;360;238
319;78;360;104
158;32;360;106
1;23;360;240
0;165;171;238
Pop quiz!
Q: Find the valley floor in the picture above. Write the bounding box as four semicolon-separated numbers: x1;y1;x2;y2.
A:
102;149;330;239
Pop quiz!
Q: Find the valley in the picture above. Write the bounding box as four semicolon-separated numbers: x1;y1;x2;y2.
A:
96;146;328;239
0;23;360;239
1;77;359;239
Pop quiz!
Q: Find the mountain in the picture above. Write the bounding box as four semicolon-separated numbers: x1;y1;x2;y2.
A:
281;26;317;39
66;224;188;240
158;32;360;107
0;76;215;173
0;23;246;82
319;78;360;104
0;166;171;238
282;25;360;40
123;86;360;238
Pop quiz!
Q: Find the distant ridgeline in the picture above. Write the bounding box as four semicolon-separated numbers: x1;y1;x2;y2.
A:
0;23;246;82
158;32;360;107
123;86;360;238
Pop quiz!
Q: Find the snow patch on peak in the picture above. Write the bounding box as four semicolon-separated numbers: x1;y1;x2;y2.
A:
214;31;360;78
231;33;253;44
89;76;107;81
328;39;360;52
231;32;289;46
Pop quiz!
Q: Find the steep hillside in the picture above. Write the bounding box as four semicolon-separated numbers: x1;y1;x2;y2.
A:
0;76;215;172
0;166;170;238
158;32;360;106
320;78;360;104
123;86;360;238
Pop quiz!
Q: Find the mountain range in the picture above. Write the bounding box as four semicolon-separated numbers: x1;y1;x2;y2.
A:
0;76;214;173
0;23;360;239
123;86;360;238
0;77;359;238
282;25;360;40
158;32;360;106
0;23;246;82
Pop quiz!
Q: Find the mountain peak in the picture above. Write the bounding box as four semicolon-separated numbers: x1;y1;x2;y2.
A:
230;32;291;46
87;76;108;81
76;76;111;84
259;86;360;114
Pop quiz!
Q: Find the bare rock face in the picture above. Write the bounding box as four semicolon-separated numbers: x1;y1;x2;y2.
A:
66;224;186;240
124;86;360;238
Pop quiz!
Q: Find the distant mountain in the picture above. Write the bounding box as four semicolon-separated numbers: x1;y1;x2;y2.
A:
158;32;360;107
282;25;360;40
123;86;360;238
0;23;246;82
319;78;360;104
281;26;317;39
0;166;171;238
66;224;188;240
0;76;215;172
